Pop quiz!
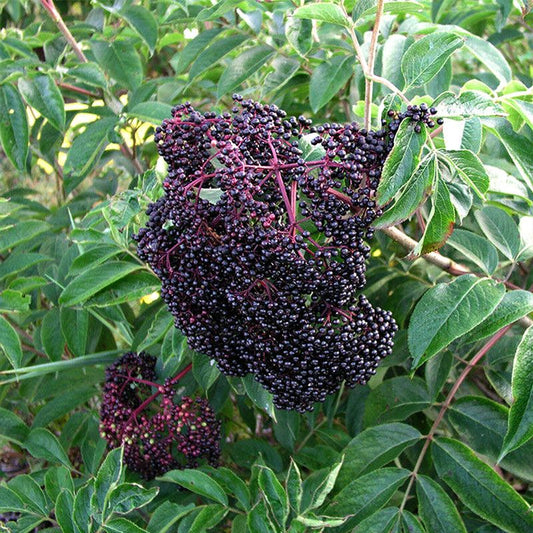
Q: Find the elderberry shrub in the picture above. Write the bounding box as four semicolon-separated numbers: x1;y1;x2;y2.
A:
100;352;221;480
135;96;436;412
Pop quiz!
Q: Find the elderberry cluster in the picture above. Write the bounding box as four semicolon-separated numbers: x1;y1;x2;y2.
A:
135;96;434;412
100;352;221;480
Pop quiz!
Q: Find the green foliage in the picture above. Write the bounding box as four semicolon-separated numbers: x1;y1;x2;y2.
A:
0;0;532;531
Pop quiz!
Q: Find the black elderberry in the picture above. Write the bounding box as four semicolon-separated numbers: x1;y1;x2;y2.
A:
133;97;433;411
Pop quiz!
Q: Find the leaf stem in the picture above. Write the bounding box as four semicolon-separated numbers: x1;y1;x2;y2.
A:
398;324;513;513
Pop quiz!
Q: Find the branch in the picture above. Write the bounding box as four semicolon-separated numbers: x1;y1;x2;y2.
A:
41;0;88;63
364;0;384;130
382;226;533;327
57;82;99;99
399;324;512;512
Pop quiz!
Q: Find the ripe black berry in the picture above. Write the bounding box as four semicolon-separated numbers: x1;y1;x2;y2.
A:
134;97;435;411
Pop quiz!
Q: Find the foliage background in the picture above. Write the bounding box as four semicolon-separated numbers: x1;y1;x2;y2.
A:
1;0;533;531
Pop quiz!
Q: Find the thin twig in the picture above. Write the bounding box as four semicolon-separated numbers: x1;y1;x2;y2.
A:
381;227;533;326
41;0;88;63
57;82;99;98
398;325;512;512
364;0;385;129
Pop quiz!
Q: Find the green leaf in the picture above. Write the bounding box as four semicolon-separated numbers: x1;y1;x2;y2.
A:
242;374;276;420
519;216;533;260
376;152;433;228
189;34;248;80
351;506;400;533
295;513;348;528
483;117;533;191
60;308;89;357
33;387;95;428
87;271;160;308
107;483;158;517
45;466;74;503
363;377;430;426
263;56;299;96
41;307;65;361
196;0;242;22
24;427;71;467
337;423;422;488
135;306;173;352
432;438;533;533
475;206;521;261
9;474;49;516
415;176;456;255
436;91;505;118
0;253;51;280
377;120;427;205
68;245;122;276
59;261;142;306
173;28;223;74
305;457;343;511
247;499;277;532
354;1;424;21
462;33;512;85
0;315;22;368
189;504;228;533
439;149;489;198
286;459;303;515
191;352;219;391
68;62;107;88
325;468;409;526
401;511;425;533
258;466;289;528
299;133;326;162
202;466;251;511
94;447;125;512
127;102;173;125
118;5;158;54
0;220;51;254
73;482;94;532
504;98;533;131
381;34;409;93
0;83;28;170
293;4;351;27
408;275;505;367
63;117;118;193
448;396;533;482
401;33;463;88
104;518;148;533
55;490;76;533
285;17;312;56
0;485;26;513
147;502;195;533
91;40;143;91
0;407;29;445
217;45;274;98
447;229;499;275
416;475;467;533
273;409;300;451
159;469;228;505
502;325;533;457
19;75;65;131
0;288;29;312
468;290;533;343
309;55;353;113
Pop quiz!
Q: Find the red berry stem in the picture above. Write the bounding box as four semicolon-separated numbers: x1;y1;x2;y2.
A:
129;362;193;421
